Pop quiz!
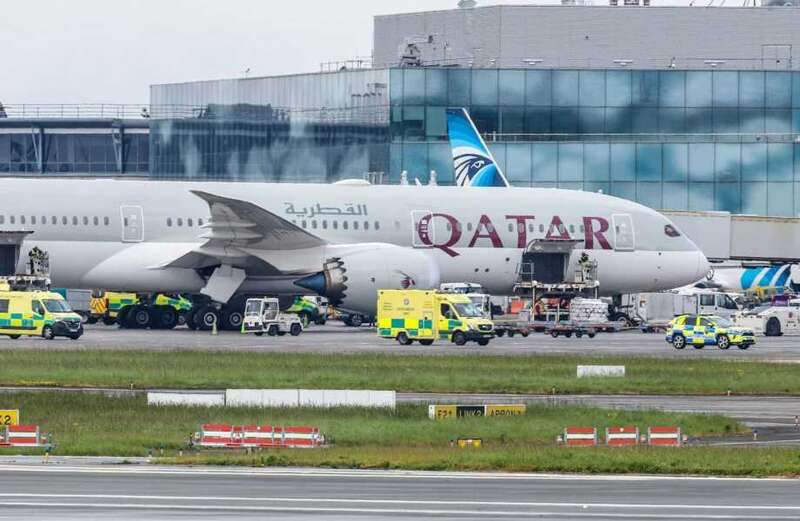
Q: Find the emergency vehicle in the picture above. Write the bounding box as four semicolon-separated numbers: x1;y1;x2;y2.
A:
665;314;755;350
0;285;83;340
377;290;495;346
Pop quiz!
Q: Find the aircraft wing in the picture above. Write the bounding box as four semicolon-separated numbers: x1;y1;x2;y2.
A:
159;190;326;270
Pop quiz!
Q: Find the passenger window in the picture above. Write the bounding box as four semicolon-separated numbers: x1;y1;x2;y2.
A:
72;217;78;226
508;223;514;232
332;221;338;230
82;216;89;225
31;216;37;225
569;224;575;233
0;215;4;224
62;217;67;225
32;301;44;315
539;224;545;232
166;218;172;227
177;218;183;227
41;216;46;224
51;216;57;225
104;217;109;226
301;220;307;229
699;317;713;328
440;303;453;319
20;216;26;225
198;218;204;226
343;221;349;230
9;216;14;224
123;217;128;227
311;220;317;229
717;294;737;310
364;221;369;230
374;221;380;231
93;217;99;226
699;294;715;306
322;220;328;230
0;299;8;313
353;221;359;230
187;218;193;227
467;223;473;231
528;223;534;232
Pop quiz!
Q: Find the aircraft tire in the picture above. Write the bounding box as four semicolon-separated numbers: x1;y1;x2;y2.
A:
156;306;179;330
194;305;219;331
220;308;244;331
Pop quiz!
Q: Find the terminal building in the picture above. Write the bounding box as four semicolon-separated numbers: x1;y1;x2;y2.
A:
1;3;799;226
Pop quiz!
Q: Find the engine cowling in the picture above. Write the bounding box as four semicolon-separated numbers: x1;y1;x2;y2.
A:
294;243;441;314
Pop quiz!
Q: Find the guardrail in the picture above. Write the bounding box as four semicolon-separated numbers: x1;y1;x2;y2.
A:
196;424;324;449
560;425;684;447
0;425;44;447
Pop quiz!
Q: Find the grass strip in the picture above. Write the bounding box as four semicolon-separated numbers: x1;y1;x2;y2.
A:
1;350;800;395
0;392;741;457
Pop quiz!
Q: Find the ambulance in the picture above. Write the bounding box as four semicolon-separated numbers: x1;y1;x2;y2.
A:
0;285;84;340
377;290;495;346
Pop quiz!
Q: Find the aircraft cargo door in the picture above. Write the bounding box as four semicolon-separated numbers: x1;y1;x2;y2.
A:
0;245;16;275
120;205;144;243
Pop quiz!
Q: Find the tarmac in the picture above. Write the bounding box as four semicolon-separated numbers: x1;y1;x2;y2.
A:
3;322;799;361
0;461;797;520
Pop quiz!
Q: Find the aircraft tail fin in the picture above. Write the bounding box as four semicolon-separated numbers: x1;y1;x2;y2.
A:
446;108;510;187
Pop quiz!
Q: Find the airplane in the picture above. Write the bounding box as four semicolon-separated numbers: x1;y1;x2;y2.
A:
699;264;800;294
447;108;510;188
2;177;709;329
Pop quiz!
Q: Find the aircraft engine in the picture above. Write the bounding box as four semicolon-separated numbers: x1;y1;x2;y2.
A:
294;244;441;314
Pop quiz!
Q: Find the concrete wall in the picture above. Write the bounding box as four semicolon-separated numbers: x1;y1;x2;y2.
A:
374;6;800;70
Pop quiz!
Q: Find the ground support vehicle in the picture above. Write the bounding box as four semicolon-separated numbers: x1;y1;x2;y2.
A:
665;314;755;350
53;289;92;324
0;284;83;340
492;315;532;338
734;299;800;337
102;292;195;330
286;296;327;326
547;298;611;338
627;291;740;333
242;297;303;337
377;290;494;346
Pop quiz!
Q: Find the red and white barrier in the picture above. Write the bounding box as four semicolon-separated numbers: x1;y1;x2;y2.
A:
605;426;639;446
197;424;323;449
0;425;43;447
563;427;597;447
647;426;682;447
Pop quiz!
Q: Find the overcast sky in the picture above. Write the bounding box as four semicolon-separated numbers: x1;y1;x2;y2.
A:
3;0;698;104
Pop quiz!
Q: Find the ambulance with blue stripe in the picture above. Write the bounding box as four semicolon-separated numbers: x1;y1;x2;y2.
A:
0;284;83;340
665;314;754;350
378;289;495;346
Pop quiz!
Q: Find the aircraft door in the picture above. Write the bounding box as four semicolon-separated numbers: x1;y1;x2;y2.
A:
0;245;16;276
411;210;434;248
120;205;144;243
612;214;635;252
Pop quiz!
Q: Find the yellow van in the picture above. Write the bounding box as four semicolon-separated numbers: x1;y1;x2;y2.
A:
377;290;495;346
0;290;84;340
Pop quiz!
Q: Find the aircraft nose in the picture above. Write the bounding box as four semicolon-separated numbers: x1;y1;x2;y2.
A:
695;251;711;282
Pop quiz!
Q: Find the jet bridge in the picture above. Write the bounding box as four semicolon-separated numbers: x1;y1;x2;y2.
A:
0;231;32;276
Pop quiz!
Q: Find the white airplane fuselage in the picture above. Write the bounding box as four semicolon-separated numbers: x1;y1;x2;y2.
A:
2;179;709;313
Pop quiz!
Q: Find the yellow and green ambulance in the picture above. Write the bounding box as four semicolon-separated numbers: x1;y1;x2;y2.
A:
377;289;495;346
0;287;84;340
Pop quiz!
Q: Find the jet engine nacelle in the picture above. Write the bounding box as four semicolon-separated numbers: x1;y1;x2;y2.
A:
294;243;441;314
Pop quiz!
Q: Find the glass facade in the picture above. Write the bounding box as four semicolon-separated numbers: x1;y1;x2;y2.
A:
390;68;800;216
0;127;149;175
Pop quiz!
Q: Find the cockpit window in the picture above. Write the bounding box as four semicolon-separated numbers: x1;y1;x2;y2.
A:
664;224;681;238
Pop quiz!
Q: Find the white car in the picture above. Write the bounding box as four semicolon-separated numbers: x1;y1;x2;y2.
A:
734;299;800;337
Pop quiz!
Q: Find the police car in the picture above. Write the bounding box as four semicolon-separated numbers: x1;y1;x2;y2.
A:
666;314;755;350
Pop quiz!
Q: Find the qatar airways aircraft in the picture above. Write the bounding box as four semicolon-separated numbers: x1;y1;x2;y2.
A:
2;176;708;328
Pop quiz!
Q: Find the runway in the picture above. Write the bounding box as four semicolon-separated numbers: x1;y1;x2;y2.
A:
4;323;800;361
0;463;798;520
